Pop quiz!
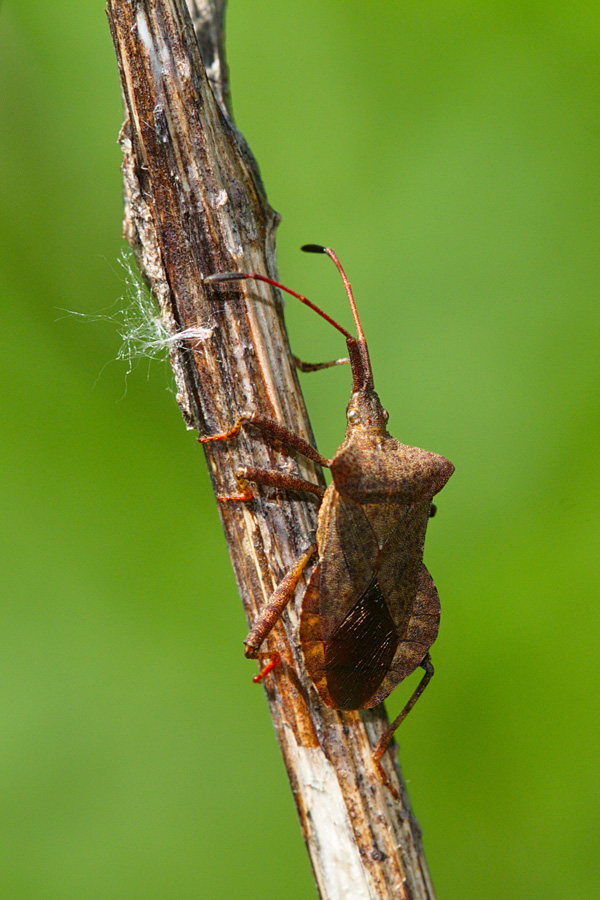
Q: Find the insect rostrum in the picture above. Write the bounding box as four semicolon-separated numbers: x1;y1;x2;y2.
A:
201;245;454;796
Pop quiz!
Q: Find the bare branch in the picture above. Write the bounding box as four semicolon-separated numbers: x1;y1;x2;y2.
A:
107;2;437;897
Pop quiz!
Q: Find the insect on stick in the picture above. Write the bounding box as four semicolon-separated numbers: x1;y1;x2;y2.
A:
201;245;454;796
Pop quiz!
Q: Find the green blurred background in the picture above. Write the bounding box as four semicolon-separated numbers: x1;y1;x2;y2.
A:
1;2;599;898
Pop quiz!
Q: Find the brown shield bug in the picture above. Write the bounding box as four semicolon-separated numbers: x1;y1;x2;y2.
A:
201;245;454;795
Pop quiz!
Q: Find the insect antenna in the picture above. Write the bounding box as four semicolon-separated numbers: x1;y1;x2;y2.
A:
205;246;374;391
204;272;353;341
301;245;373;392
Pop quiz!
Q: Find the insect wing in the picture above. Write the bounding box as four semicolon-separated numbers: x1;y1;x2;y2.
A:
300;563;400;711
309;490;437;710
316;492;401;709
316;490;378;641
323;573;398;708
366;564;440;708
376;498;431;635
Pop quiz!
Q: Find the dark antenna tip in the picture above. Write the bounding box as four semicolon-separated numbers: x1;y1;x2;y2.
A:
301;244;327;254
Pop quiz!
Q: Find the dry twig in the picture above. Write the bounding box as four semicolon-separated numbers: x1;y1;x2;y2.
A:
107;1;437;897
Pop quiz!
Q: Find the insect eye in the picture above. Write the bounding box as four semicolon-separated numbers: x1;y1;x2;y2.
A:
347;408;360;425
382;409;389;423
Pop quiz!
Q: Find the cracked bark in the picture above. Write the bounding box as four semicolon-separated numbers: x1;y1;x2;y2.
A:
107;2;437;897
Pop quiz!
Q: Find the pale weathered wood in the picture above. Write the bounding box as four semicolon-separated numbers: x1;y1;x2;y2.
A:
107;2;437;897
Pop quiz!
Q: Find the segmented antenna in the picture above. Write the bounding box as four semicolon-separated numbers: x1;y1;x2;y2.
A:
205;245;374;392
301;245;373;391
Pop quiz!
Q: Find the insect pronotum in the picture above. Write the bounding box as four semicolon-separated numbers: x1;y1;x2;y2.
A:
201;245;454;796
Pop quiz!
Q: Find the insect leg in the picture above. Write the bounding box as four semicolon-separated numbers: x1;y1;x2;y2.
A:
200;412;331;468
372;654;435;799
244;467;325;498
293;355;350;373
211;467;326;502
245;543;318;681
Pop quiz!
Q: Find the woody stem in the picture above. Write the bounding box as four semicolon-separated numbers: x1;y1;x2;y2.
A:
107;3;436;899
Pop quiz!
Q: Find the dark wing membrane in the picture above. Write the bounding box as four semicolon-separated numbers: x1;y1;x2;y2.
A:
324;575;398;709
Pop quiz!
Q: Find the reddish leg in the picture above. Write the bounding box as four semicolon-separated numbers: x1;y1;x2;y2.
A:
199;412;329;501
199;411;330;468
245;543;318;681
293;355;350;373
372;654;434;799
211;466;326;503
